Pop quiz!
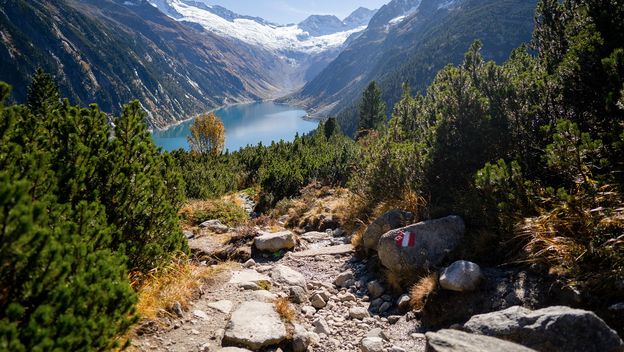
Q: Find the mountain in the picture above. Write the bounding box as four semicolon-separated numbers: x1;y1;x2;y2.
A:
0;0;291;129
287;0;537;135
148;0;377;88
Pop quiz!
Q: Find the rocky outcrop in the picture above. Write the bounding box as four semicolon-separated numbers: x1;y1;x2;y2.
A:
222;301;287;350
462;306;624;352
378;215;465;273
425;329;537;352
439;260;483;292
362;209;414;251
254;231;296;252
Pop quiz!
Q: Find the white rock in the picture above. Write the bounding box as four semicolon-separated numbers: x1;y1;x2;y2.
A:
223;301;287;350
310;293;327;309
349;307;370;320
313;317;331;335
360;337;384;352
207;300;233;314
271;264;307;289
254;231;295;252
199;219;229;234
193;310;210;320
251;290;278;303
228;269;271;289
243;259;256;268
440;260;483;292
396;294;411;311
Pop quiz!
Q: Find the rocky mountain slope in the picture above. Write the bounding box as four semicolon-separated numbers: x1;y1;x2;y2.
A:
148;0;378;92
288;0;537;134
0;0;295;129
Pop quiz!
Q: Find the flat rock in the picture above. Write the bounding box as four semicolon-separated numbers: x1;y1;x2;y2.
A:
200;219;229;234
218;348;253;352
207;300;234;314
425;329;536;352
440;260;483;292
462;306;624;352
223;301;287;350
251;290;278;302
378;215;465;273
271;264;307;288
291;244;354;257
254;230;295;252
228;269;271;286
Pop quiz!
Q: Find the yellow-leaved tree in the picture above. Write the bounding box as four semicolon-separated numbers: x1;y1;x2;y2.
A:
187;112;225;155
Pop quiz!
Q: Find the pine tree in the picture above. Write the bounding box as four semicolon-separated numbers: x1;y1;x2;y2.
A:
26;68;61;117
358;81;387;136
103;101;187;272
324;117;340;139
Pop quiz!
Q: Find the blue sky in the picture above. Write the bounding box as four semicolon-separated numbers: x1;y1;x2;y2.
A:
203;0;390;24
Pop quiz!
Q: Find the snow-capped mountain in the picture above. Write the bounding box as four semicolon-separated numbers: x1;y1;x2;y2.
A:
148;0;376;55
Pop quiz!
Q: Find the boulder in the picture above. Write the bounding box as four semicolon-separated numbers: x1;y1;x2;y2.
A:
271;264;307;289
254;230;296;252
439;260;483;292
334;271;355;288
378;215;465;273
290;286;308;304
293;323;319;352
362;209;414;251
425;329;536;352
199;219;229;234
223;301;287;350
462;306;624;352
367;280;385;299
350;307;370;320
360;337;384;352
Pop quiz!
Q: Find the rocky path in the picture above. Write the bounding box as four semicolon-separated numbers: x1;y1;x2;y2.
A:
132;227;426;352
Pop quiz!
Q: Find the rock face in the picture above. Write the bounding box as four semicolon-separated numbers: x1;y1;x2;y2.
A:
271;264;307;289
200;219;230;234
439;260;483;292
462;306;624;352
425;329;537;352
223;301;287;350
254;231;296;252
378;216;465;273
362;209;414;251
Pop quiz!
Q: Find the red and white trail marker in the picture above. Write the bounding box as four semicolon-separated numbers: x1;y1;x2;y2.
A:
395;230;416;248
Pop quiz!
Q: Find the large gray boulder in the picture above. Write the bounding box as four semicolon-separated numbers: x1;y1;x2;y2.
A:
362;209;414;251
462;306;624;352
254;230;296;252
223;301;287;350
439;260;483;292
378;215;465;273
425;329;537;352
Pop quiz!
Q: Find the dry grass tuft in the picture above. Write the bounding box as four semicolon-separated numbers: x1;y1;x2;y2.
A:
133;258;238;320
179;198;249;228
409;272;439;310
517;185;624;296
384;269;405;292
274;297;296;323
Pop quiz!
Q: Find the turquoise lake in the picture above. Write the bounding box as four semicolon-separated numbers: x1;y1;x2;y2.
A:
151;102;318;152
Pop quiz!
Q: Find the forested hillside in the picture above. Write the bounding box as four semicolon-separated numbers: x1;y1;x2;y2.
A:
292;0;537;135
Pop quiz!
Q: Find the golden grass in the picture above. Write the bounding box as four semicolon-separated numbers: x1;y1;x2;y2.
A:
274;297;296;323
409;272;439;310
179;198;249;228
133;258;238;320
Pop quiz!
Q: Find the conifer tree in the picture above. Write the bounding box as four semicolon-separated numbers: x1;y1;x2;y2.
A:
358;81;387;136
324;117;340;139
26;68;61;117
